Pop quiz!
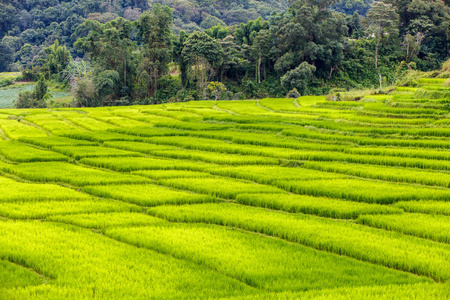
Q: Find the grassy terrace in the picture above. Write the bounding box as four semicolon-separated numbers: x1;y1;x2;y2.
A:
0;81;449;298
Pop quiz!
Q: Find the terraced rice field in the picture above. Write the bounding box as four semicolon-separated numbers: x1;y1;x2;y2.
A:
0;79;449;299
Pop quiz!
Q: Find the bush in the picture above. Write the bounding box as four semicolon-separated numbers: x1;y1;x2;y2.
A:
15;91;35;108
21;68;40;82
286;88;301;98
74;78;98;107
0;78;13;88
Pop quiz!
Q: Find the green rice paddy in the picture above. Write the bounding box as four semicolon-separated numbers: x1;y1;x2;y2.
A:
0;82;449;298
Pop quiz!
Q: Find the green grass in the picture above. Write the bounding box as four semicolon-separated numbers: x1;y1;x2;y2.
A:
0;119;47;139
148;203;450;281
281;178;450;204
1;162;151;186
158;177;285;199
357;213;450;243
106;223;427;292
0;199;140;219
0;176;91;202
80;156;214;172
0;220;254;299
82;183;216;206
0;141;68;162
394;200;450;215
52;145;142;159
48;212;165;229
236;193;402;219
0;260;43;289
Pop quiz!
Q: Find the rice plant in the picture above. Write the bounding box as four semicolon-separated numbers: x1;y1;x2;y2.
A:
394;200;450;216
82;183;216;206
2;162;151;186
148;203;450;281
0;119;47;139
0;141;68;162
132;169;212;180
0;176;91;202
0;260;43;288
1;80;450;298
281;178;450;204
48;212;165;229
80;156;215;172
150;149;280;165
357;213;450;243
106;223;426;292
236;193;402;219
0;199;140;219
52;145;142;160
18;136;98;148
302;161;450;188
158;177;285;199
0;220;253;299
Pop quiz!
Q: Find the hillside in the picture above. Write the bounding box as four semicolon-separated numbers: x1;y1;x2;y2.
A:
1;0;449;106
0;72;449;297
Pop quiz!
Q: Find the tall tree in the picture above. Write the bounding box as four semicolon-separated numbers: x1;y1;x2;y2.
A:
250;29;272;84
383;0;450;65
173;30;189;88
137;4;173;97
274;0;347;79
0;42;14;72
182;31;223;98
75;17;136;101
365;1;399;70
42;39;72;80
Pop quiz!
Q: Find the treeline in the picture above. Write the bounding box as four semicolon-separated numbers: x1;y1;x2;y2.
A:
4;0;450;106
0;0;287;71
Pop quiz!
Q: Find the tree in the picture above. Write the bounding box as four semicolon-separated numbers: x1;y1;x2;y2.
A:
95;70;120;105
365;1;399;70
34;76;49;107
250;29;272;84
42;39;72;80
0;3;16;39
235;17;269;45
75;18;136;101
74;77;98;107
281;61;316;95
182;31;224;98
402;32;424;63
173;31;189;88
0;42;14;72
348;12;364;39
207;81;227;100
15;76;48;108
384;0;450;65
137;5;173;97
274;0;347;80
15;91;34;109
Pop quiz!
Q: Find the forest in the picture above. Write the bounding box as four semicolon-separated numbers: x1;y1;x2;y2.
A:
0;0;449;106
